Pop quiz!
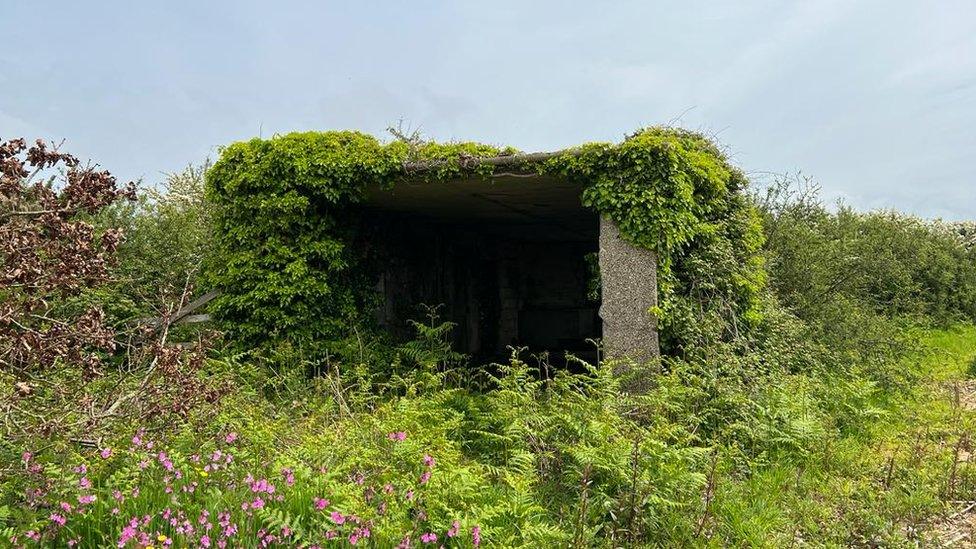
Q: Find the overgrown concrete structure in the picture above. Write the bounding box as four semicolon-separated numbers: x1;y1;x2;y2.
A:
205;128;765;368
363;163;658;363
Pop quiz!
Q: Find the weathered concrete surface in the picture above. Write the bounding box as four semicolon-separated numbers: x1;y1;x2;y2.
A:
598;216;659;363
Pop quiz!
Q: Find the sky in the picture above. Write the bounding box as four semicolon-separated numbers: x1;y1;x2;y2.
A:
1;1;974;219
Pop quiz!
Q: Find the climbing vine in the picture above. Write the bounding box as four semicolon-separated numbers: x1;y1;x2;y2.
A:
205;127;766;358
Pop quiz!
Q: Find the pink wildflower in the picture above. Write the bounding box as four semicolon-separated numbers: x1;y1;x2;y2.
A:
313;497;329;510
349;533;359;545
50;513;67;526
325;530;338;540
200;535;211;547
21;451;31;463
224;432;237;444
251;497;265;509
472;525;481;546
118;523;137;547
388;431;407;441
420;532;437;543
74;464;87;474
423;454;435;468
26;531;40;541
330;511;346;525
78;494;96;505
281;467;295;486
79;477;92;489
447;521;460;538
100;447;113;459
60;501;73;512
419;471;431;484
250;478;275;494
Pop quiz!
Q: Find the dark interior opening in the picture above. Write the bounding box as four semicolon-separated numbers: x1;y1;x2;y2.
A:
361;175;601;364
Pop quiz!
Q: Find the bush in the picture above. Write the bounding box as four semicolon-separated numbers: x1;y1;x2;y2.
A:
758;174;976;328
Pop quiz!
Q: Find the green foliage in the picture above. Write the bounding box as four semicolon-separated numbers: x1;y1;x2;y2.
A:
205;127;766;358
90;162;213;329
8;131;976;547
204;132;404;350
759;175;976;328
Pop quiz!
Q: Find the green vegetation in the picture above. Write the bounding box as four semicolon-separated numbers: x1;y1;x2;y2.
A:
2;133;976;547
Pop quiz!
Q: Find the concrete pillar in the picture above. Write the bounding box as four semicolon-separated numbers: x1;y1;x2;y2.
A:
598;216;660;363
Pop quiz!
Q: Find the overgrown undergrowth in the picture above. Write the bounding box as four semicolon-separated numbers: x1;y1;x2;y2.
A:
2;137;975;547
3;325;974;547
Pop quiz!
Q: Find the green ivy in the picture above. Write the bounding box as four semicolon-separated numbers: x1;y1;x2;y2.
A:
205;127;766;357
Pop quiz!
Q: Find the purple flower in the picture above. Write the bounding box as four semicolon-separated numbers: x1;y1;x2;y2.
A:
330;511;346;525
447;521;460;537
224;432;237;444
78;494;96;505
313;497;329;510
387;431;407;441
50;513;66;526
420;532;437;544
250;497;265;510
281;467;295;486
472;525;481;547
422;454;435;468
100;447;113;459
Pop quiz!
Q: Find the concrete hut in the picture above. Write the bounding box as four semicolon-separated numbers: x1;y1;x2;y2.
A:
361;152;659;365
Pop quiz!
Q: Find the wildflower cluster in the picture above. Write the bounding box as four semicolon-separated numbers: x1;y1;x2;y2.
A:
9;426;483;548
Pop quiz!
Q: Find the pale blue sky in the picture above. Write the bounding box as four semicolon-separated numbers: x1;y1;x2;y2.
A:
1;1;973;219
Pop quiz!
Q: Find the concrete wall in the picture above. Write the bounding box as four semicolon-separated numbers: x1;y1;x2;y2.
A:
598;216;660;362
